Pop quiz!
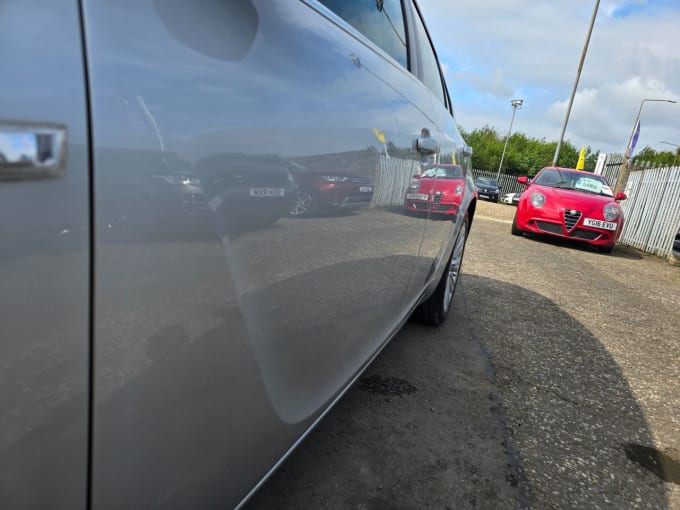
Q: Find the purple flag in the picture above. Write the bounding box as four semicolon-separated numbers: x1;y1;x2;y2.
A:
627;119;640;157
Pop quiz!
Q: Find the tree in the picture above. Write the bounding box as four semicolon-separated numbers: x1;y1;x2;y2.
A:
460;127;600;175
631;145;678;167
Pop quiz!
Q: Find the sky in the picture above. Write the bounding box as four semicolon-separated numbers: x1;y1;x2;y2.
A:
418;0;680;156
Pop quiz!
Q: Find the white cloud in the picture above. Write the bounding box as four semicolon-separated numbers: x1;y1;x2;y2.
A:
419;0;680;154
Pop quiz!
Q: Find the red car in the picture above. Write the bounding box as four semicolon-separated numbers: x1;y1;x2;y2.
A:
512;167;627;254
404;164;466;216
289;170;374;217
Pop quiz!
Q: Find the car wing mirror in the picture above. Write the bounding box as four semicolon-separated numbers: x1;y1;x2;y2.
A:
615;192;627;201
517;176;529;185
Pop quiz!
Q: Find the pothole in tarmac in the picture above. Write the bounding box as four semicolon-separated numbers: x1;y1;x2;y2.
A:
623;443;680;484
357;374;417;397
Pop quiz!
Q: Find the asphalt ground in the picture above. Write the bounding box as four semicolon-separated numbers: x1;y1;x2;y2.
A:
246;200;680;509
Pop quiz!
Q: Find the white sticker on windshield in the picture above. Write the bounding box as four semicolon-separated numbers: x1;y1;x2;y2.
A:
575;177;603;194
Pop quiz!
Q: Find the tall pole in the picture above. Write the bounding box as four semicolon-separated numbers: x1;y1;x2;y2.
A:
613;98;677;194
496;99;522;181
552;0;600;166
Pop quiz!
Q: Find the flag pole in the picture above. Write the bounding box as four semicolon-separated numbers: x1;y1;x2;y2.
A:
613;98;677;194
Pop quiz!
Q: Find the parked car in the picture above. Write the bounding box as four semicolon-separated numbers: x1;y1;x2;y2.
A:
289;169;373;217
404;164;466;216
512;167;626;253
0;0;476;508
501;192;521;206
475;177;501;202
673;226;680;258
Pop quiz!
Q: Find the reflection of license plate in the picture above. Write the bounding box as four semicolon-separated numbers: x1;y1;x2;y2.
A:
583;218;617;230
406;193;429;200
479;194;489;199
249;188;285;197
359;186;373;192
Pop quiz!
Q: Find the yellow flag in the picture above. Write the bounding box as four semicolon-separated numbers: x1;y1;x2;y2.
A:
371;128;386;144
576;145;586;170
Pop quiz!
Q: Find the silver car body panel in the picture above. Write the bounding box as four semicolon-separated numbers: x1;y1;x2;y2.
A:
1;0;474;507
0;1;90;508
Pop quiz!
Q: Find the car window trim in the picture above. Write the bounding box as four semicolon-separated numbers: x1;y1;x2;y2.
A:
406;0;451;114
303;0;412;74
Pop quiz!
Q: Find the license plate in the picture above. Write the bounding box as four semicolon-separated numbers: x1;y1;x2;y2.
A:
359;186;373;192
479;194;489;199
406;193;429;200
249;188;285;197
583;218;617;230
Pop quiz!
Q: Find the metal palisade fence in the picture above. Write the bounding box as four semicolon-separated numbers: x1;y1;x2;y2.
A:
371;154;419;207
619;166;680;259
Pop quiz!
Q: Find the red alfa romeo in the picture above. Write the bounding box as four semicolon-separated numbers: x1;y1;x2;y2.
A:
404;164;466;216
512;167;627;253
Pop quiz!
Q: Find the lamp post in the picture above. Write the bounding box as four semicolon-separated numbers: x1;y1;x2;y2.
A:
613;98;677;194
552;0;600;166
496;98;523;181
660;141;680;167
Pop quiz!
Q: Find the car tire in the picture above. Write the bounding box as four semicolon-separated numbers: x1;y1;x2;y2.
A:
412;215;468;326
290;189;317;217
599;245;614;254
511;215;523;236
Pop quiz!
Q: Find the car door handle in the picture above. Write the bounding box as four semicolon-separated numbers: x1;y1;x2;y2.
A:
416;131;440;155
0;121;66;180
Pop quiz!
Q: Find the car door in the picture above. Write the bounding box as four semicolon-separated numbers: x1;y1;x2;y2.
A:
0;1;90;508
82;0;442;507
405;0;474;293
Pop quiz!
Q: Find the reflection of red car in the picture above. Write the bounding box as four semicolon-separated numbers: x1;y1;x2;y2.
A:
512;167;627;254
404;164;465;216
289;171;373;217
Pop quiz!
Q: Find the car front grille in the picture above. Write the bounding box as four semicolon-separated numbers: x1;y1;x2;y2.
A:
536;221;563;235
571;229;602;240
564;210;582;231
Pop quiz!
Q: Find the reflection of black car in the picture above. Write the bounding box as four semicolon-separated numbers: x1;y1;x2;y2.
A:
475;177;500;202
673;227;680;258
197;154;298;235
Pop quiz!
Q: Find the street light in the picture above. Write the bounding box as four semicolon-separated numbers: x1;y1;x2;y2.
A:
613;98;677;194
496;99;523;181
552;0;601;166
660;141;680;167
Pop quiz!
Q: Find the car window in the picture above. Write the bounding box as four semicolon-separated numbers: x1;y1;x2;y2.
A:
410;2;446;105
534;169;613;196
318;0;408;68
422;165;463;178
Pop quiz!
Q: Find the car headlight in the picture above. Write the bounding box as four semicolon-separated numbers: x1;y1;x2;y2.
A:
530;191;545;208
455;184;463;196
603;204;620;221
321;175;348;182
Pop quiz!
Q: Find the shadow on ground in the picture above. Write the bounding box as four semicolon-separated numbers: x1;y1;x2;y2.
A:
245;287;525;509
463;274;669;508
519;233;644;260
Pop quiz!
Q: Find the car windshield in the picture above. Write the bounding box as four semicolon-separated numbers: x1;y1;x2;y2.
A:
476;178;497;187
422;165;463;179
533;169;613;197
